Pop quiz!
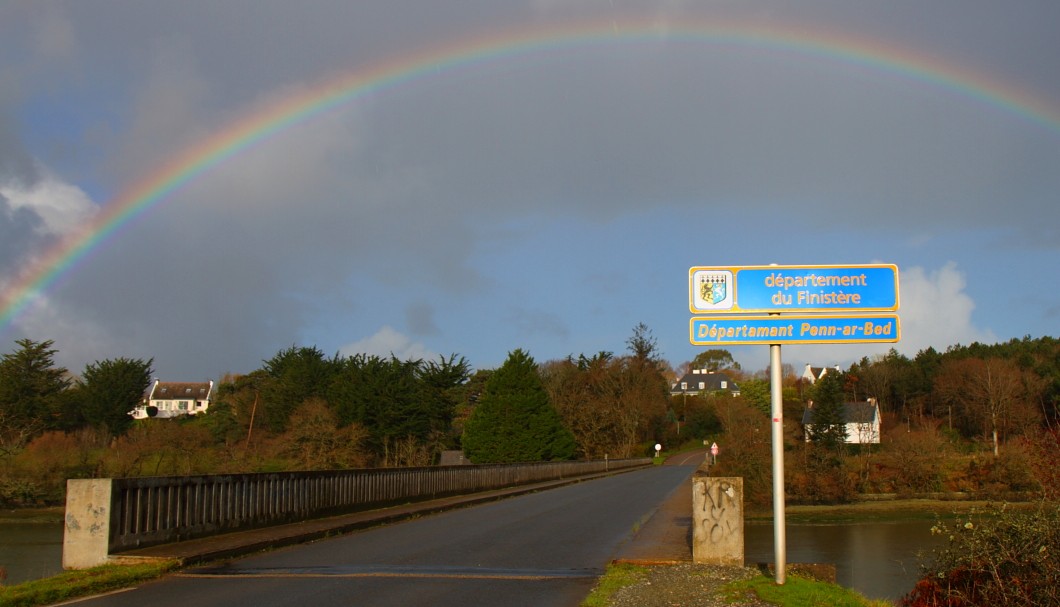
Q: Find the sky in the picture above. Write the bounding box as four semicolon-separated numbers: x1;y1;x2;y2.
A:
0;1;1057;381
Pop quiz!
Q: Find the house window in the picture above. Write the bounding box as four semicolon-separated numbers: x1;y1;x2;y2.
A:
681;382;687;390
178;401;189;411
721;381;728;389
698;382;705;389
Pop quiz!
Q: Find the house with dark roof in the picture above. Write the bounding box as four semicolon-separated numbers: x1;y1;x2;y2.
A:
670;369;739;397
801;398;882;444
129;380;214;420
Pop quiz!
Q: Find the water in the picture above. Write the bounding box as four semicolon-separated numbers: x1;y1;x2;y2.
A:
746;519;946;602
0;521;65;585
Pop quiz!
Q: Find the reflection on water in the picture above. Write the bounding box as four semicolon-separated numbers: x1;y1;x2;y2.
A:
0;522;65;585
746;519;946;602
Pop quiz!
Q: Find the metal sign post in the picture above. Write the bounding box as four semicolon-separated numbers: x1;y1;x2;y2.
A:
770;340;786;584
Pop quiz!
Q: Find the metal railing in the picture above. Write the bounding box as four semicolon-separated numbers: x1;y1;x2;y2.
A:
107;458;650;552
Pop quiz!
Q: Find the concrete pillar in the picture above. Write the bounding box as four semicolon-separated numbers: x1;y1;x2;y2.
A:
63;479;114;569
691;475;743;566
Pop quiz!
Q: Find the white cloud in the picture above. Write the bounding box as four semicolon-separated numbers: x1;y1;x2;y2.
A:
896;262;997;352
339;326;438;361
0;173;96;235
783;262;996;369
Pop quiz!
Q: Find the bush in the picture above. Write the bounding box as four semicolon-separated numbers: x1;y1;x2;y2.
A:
900;503;1060;607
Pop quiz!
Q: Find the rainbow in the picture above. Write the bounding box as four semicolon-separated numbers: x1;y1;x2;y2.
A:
2;18;1058;330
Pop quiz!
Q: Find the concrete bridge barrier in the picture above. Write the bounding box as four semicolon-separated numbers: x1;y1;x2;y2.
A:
63;458;650;569
691;474;744;567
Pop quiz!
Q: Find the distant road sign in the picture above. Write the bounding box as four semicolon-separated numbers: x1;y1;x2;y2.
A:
689;264;899;314
690;314;901;345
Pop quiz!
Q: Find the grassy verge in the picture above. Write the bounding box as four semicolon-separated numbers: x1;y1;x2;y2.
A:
722;573;893;607
580;563;650;607
0;560;180;607
582;563;892;607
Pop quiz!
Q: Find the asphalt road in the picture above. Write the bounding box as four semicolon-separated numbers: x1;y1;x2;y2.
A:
69;464;696;607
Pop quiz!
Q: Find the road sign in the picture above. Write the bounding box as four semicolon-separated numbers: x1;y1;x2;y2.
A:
710;442;719;456
690;314;901;345
689;264;899;314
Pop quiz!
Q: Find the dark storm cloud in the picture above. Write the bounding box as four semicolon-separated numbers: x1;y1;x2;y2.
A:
0;114;40;186
0;193;48;273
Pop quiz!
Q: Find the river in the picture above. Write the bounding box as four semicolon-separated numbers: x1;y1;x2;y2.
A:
746;518;946;602
1;518;944;601
0;520;65;586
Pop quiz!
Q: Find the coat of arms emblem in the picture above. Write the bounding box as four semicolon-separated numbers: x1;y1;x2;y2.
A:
699;274;727;305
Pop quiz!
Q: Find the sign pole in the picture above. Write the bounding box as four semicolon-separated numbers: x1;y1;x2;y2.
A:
770;341;786;585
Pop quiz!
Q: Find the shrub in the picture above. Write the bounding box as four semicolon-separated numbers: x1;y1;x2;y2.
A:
900;503;1060;607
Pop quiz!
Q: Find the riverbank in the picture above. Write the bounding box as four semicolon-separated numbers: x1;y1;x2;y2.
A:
0;508;63;523
748;497;1038;522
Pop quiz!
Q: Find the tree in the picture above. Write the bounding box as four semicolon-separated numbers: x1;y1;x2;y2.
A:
325;353;468;465
739;378;771;416
806;371;848;450
626;322;661;364
259;345;340;431
934;357;1038;456
280;398;369;470
0;339;69;454
690;349;740;372
78;357;154;436
542;353;642;459
462;349;575;463
623;324;671;441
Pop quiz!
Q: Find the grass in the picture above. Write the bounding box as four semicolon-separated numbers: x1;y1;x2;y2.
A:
722;573;894;607
582;564;893;607
580;563;650;607
0;560;180;607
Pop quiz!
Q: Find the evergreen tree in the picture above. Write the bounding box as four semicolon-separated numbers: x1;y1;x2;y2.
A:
462;349;575;463
807;371;848;450
78;357;154;436
259;345;340;431
0;339;69;451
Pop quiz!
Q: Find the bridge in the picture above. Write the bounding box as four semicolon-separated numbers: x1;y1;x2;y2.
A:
63;458;652;569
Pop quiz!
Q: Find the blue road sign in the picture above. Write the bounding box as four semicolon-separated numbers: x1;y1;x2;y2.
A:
690;314;901;345
689;264;899;314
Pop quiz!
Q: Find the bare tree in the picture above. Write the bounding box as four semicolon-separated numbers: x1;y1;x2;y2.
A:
934;357;1039;456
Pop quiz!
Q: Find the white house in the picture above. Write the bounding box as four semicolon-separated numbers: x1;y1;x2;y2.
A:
801;363;841;385
801;398;882;444
129;380;214;420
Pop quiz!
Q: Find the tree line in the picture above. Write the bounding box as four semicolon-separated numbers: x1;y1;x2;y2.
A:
710;337;1059;506
0;324;675;505
0;329;1057;507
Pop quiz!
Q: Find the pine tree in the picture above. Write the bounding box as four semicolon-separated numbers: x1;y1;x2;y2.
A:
0;339;70;451
462;349;575;463
807;371;848;450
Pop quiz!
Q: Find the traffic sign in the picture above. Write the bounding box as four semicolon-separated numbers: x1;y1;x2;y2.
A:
690;314;901;345
689;264;899;314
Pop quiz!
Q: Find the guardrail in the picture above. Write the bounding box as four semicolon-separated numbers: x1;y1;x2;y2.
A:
63;458;650;568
